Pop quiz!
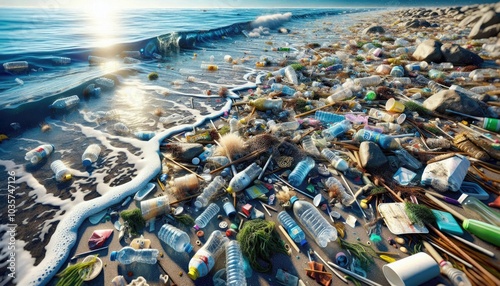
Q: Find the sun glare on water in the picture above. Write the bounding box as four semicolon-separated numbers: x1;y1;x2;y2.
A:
84;0;120;47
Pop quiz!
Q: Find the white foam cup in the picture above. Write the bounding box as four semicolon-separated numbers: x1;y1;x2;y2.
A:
382;252;439;286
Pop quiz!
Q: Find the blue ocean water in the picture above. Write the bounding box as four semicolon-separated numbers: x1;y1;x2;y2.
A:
0;7;380;286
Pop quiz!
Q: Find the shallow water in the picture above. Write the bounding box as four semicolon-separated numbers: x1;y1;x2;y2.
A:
0;7;381;285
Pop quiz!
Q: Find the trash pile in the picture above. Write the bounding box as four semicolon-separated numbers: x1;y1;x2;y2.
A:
52;4;500;286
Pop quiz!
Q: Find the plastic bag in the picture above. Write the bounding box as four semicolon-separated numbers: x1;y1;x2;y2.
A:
420;155;470;192
88;229;113;250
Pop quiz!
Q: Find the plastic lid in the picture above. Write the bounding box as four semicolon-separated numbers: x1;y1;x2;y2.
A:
396;113;406;125
226;186;234;194
63;174;72;181
110;251;118;261
82;159;92;167
184;243;194;253
192;157;200;165
299;239;308;247
336;160;349;172
458;193;469;204
289;196;298;205
188;267;199;280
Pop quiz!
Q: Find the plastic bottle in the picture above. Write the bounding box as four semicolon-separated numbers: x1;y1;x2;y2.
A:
159;113;184;124
288;157;315;187
394;148;422;169
83;84;101;97
449;71;470;79
194;203;220;229
51;57;71;65
368;108;397;123
427;80;444;93
110;246;159;264
114;122;130;134
249;98;283;111
431;62;454;70
428;69;446;80
321;148;348;171
290;196;337;248
229;118;239;135
301;136;320;157
227;163;262;193
284;65;298;85
88;55;107;65
158;224;193;253
395;46;416;55
206;156;230;167
225;240;247;286
271;83;296;96
134;131;156;140
25;144;55;164
326;87;353;103
458;194;500;227
82;144;101;167
353;129;400;150
188;230;228;280
470;85;496;94
461;219;500;247
439;261;472;286
353;75;381;87
391;77;411;85
325;177;354;206
390;66;404;77
405;63;421;72
49;95;80;110
375;122;401;133
197;144;216;163
426;138;451;149
277;211;307;246
95;77;115;89
314;111;345;125
195;176;225;209
321;120;352;140
50;160;72;182
3;61;29;73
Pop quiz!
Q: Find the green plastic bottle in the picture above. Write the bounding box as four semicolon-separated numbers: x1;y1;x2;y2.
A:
462;219;500;247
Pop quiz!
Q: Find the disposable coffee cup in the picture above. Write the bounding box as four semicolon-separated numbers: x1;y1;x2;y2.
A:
383;252;439;286
385;98;405;113
140;196;170;220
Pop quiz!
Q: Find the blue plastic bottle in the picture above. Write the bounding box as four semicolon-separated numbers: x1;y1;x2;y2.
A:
353;129;400;150
277;211;307;246
288;157;315;187
314;110;345;125
321;120;352;140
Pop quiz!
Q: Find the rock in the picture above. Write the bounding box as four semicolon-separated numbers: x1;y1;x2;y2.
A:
359;142;387;169
440;43;484;66
459;14;482;27
422;90;494;117
412;40;444;62
469;10;500;39
363;25;385;34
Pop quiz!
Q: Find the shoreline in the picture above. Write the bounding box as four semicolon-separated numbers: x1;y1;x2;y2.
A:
4;3;500;286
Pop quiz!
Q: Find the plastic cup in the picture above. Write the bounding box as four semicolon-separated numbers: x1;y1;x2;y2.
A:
173;174;199;194
385;98;405;113
140;196;170;220
382;252;439;286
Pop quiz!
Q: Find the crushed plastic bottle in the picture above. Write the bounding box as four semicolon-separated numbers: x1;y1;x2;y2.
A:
49;95;80;110
25;144;55;164
325;177;354;206
110;246;159;264
271;83;296;96
194;203;220;229
321;120;352;140
321;148;348;171
188;230;228;280
288;157;315;187
290;196;337;247
195;176;225;209
326;87;353;103
277;211;307;246
158;224;193;253
301;136;321;157
225;240;247;286
227;163;262;193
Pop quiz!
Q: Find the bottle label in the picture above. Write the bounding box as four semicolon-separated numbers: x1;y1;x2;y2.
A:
35;147;47;157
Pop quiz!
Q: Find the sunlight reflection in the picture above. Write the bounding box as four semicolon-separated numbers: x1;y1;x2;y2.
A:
84;1;119;47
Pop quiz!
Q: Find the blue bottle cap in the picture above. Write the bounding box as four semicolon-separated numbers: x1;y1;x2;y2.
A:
299;239;307;246
110;251;118;261
184;243;194;253
289;196;298;205
82;159;92;167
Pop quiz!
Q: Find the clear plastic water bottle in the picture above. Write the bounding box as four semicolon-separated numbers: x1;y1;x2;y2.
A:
275;121;300;133
284;65;298;85
353;129;400;150
394;148;422;169
229;118;239;135
301;136;320;157
321;120;352;140
391;77;411;85
198;144;217;162
82;144;101;167
458;194;500;227
83;84;101;97
249;98;283;111
50;160;72;182
49;95;80;110
290;196;337;248
288;157;315;187
225;240;247;286
395;46;416;55
25;144;55;164
158;224;193;253
277;211;307;246
449;85;483;100
470;85;496;94
227;163;262;194
271;83;296;96
114;122;130;134
134;131;156;140
375;122;401;133
440;261;472;286
353;75;381;87
431;62;454;70
428;69;445;80
390;66;404;77
449;71;470;79
95;77;115;89
427;80;444;93
195;176;225;209
325;177;354;206
314;111;345;125
51;57;71;65
321;148;348;171
326;87;353;103
206;156;230;167
194;203;220;229
3;61;29;73
110;246;159;264
188;230;228;280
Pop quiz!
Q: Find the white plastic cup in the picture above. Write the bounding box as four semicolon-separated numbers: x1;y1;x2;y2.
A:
383;252;439;286
140;196;170;221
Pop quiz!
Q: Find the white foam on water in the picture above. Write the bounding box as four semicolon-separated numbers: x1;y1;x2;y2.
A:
251;12;293;29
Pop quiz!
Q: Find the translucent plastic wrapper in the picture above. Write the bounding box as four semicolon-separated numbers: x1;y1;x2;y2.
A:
420;155;470;192
88;229;113;250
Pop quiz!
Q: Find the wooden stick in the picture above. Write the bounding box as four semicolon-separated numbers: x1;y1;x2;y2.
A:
157;178;166;192
326;261;381;286
294;102;337;118
278;225;300;253
165;157;205;181
209;148;267;174
303;268;332;275
449;234;495;258
424;192;467;221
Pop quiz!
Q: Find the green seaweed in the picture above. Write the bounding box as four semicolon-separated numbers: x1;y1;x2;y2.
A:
148;72;159;80
174;214;195;227
338;239;375;270
120;208;146;235
404;202;436;226
290;63;304;71
56;255;97;286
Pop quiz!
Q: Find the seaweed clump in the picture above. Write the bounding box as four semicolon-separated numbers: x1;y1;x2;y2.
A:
120;208;146;235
